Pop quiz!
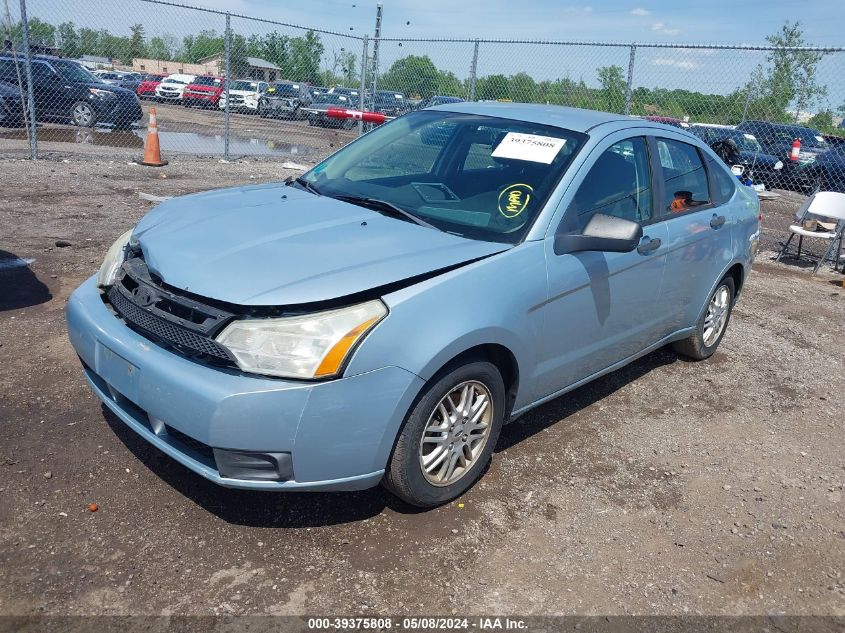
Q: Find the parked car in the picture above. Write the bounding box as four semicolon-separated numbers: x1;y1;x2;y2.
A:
155;73;196;102
735;120;829;191
0;79;25;126
309;86;329;99
94;70;143;93
0;54;142;128
368;90;409;117
136;73;167;100
327;86;360;103
306;93;355;128
643;115;690;129
806;145;845;193
219;79;268;112
183;75;225;108
258;81;313;119
690;124;784;189
68;103;759;507
415;95;464;110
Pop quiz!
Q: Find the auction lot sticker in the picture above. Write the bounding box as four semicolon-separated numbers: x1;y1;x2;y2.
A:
498;183;533;218
492;132;566;163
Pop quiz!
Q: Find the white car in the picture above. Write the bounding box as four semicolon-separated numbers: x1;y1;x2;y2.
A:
219;80;268;112
155;74;197;102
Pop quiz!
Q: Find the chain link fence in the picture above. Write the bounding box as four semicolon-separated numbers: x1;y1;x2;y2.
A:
2;0;845;193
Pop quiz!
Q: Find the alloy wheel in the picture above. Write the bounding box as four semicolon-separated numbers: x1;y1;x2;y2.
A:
418;380;494;486
703;284;730;347
73;103;94;126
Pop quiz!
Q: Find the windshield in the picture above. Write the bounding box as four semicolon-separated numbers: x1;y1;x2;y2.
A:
771;126;828;149
53;60;99;83
192;76;220;87
231;80;259;91
728;131;762;152
269;83;299;95
301;110;585;244
164;76;191;85
316;94;349;105
695;127;763;152
377;92;405;103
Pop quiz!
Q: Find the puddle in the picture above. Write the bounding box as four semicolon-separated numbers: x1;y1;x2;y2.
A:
0;127;318;157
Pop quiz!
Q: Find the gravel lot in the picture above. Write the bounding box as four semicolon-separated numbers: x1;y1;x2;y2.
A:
0;156;843;617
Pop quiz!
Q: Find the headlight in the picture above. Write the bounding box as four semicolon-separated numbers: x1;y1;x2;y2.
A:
216;300;387;379
96;229;133;287
89;88;115;98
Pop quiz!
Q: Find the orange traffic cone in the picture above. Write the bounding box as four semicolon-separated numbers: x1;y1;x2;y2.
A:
139;106;167;167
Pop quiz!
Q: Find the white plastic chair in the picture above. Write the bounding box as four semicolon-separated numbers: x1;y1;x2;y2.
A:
776;191;845;274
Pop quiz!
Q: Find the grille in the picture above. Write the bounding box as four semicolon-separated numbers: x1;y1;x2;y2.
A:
107;286;234;364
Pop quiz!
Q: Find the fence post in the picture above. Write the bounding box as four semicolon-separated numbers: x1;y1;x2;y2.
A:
468;40;479;101
623;43;636;116
358;34;368;136
17;0;37;159
223;12;231;161
369;3;382;100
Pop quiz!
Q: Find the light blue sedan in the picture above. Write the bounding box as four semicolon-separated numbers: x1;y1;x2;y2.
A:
67;103;760;507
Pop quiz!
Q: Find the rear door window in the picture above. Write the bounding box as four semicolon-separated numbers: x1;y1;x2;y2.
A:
655;138;710;214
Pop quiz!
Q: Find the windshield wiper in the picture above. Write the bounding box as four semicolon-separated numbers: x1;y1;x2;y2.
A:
287;176;322;196
333;195;436;230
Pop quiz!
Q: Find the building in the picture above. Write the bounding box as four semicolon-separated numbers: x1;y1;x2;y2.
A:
78;55;113;69
131;58;218;76
196;54;281;81
131;54;280;80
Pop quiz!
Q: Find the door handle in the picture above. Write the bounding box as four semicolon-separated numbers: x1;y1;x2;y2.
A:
637;237;662;254
710;214;726;229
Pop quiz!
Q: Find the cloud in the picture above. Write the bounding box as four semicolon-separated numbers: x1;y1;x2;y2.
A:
651;58;699;70
631;8;651;16
651;21;681;36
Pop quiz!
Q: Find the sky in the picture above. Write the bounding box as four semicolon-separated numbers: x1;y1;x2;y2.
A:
17;0;845;107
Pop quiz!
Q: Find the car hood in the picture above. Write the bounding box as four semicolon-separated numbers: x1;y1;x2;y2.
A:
738;150;781;167
133;183;509;306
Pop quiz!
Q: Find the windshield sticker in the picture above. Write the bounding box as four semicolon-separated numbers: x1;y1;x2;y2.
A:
498;183;533;218
492;132;566;164
815;135;825;143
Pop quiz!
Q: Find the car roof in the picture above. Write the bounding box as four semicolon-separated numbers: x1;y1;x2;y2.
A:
431;102;639;133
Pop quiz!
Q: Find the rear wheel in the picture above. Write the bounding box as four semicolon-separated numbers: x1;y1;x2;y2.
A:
672;276;735;360
383;359;505;507
71;101;97;127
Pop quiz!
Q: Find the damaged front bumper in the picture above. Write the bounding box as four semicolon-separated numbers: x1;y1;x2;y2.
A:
66;275;425;491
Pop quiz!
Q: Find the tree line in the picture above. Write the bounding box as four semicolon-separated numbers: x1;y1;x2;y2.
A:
7;17;843;133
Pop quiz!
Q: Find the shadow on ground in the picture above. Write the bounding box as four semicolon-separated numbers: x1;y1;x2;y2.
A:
103;347;680;528
0;249;51;311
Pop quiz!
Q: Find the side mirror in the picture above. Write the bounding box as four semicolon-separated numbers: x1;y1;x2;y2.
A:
554;213;643;256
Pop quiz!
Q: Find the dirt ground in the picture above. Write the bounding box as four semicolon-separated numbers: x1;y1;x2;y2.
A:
0;157;844;617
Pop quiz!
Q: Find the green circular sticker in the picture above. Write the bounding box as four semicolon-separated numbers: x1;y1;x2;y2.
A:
498;183;533;219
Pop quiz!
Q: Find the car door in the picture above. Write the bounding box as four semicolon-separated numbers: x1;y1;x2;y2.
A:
654;136;734;333
537;133;670;398
28;61;69;119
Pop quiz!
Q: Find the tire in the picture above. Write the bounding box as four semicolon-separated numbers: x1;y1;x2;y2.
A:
672;276;735;360
71;101;97;128
383;359;505;507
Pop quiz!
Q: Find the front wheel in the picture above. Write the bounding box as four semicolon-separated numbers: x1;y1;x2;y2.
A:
383;359;505;507
672;276;735;360
71;101;97;127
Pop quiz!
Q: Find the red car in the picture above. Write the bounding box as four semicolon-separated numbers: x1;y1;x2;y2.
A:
183;76;225;108
136;73;167;100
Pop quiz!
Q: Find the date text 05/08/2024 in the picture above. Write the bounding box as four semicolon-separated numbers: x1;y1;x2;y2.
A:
306;617;528;630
